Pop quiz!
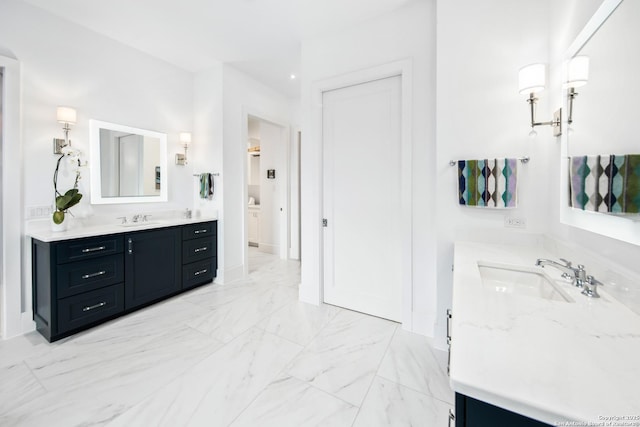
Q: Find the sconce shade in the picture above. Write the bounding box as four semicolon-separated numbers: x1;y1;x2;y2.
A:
56;106;77;125
518;63;546;94
566;55;589;88
179;132;192;146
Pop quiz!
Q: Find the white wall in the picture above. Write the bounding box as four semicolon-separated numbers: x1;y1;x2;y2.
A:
435;0;552;347
192;63;224;279
300;0;437;335
221;65;293;281
0;0;194;336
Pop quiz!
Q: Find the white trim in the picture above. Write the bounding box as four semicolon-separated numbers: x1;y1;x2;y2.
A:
566;0;623;57
222;264;244;284
1;55;25;339
241;107;291;279
305;59;414;328
559;0;639;245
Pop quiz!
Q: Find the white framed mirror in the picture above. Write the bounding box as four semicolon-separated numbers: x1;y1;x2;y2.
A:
559;0;640;245
89;120;168;204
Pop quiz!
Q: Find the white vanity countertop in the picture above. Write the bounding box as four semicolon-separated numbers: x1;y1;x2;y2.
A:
29;215;218;243
451;241;640;425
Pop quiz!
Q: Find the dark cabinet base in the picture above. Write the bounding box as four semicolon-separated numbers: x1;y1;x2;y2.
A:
32;221;217;342
456;393;551;427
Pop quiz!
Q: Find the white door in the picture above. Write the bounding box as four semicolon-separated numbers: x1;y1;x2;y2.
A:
322;76;402;322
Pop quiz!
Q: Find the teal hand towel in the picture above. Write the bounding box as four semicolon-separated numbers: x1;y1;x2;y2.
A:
458;158;517;208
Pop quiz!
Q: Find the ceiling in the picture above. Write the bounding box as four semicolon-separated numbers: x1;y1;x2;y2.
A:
22;0;414;99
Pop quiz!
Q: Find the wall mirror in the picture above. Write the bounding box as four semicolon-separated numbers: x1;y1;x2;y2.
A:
560;0;640;245
89;120;168;204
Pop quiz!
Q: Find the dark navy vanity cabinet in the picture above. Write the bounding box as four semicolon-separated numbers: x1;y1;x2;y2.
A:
32;221;217;342
455;393;552;427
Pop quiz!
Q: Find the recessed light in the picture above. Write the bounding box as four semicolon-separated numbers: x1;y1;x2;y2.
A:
290;74;296;80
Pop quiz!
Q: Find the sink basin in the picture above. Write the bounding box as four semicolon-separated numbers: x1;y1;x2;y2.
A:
477;261;574;302
118;221;159;227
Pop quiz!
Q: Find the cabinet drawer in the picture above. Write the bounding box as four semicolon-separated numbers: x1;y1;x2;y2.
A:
182;236;214;264
57;283;124;334
57;235;123;264
56;254;124;298
182;222;216;241
183;258;216;290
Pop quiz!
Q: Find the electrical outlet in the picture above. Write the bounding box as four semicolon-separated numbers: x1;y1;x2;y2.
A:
504;216;526;228
27;205;53;219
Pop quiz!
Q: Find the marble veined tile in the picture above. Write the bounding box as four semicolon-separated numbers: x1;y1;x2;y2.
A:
377;328;454;404
285;309;398;406
3;325;223;426
259;301;341;346
26;322;223;392
353;376;453;427
187;285;298;343
0;332;53;369
181;277;273;311
106;327;303;427
229;375;358;427
0;362;46;416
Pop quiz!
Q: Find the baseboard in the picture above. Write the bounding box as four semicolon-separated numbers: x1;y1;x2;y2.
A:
221;264;244;284
258;243;279;255
21;312;35;335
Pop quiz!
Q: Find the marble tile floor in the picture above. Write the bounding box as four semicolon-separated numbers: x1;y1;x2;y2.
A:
0;247;453;426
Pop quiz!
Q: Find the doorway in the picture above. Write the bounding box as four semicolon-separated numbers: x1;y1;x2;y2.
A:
322;75;403;322
244;115;289;273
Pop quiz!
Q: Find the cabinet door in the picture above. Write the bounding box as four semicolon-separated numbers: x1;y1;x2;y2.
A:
125;228;181;310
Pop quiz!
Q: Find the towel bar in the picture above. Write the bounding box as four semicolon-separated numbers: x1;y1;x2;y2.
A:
449;157;529;167
193;173;220;177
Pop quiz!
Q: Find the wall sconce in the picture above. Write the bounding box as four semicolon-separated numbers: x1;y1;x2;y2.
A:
518;64;562;137
53;106;76;154
564;55;589;126
176;132;191;165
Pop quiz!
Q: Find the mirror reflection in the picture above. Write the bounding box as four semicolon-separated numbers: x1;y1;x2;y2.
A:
89;120;168;205
99;129;161;197
560;0;640;245
567;0;635;156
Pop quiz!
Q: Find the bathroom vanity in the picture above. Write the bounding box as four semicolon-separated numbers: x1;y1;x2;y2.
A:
31;219;217;342
448;241;640;426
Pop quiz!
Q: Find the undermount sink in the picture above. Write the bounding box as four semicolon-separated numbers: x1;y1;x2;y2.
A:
118;221;159;227
477;261;574;302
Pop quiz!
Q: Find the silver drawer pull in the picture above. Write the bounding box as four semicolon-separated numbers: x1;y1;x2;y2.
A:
81;246;106;253
82;302;106;312
194;247;208;253
194;229;208;234
194;269;208;276
82;270;106;279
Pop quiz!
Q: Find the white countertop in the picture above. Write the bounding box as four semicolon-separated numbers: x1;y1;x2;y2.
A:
29;215;218;243
451;241;640;425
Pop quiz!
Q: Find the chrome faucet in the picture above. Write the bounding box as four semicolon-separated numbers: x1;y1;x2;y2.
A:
535;258;587;287
582;275;604;298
